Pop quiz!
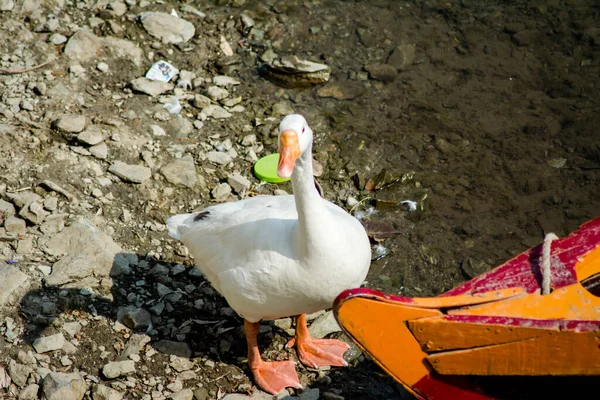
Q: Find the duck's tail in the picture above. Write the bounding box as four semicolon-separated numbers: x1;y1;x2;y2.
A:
166;213;194;240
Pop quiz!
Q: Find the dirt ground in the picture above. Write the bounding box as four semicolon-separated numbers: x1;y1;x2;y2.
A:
0;0;599;399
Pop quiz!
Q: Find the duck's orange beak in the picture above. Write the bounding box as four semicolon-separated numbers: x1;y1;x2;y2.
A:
277;129;301;178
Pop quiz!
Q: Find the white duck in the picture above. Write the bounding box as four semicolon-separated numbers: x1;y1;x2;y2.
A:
166;114;371;394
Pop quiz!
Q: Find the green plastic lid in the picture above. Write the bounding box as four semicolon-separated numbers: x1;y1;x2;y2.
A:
253;153;290;183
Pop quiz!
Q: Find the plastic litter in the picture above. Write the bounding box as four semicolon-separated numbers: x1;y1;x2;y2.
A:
145;60;178;82
399;200;418;212
163;97;182;114
253;153;290;183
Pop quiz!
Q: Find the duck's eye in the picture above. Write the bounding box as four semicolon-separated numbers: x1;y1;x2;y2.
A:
302;127;306;134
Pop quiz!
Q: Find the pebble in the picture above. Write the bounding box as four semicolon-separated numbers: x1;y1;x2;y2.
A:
8;360;32;387
161;154;197;188
152;340;192;358
139;12;195;44
117;306;152;329
211;183;232;202
92;384;124;400
201;104;232;119
206;151;233;165
33;333;66;353
53;115;87;133
150;125;167;136
42;372;87;400
364;64;397;82
170;356;194;372
77;127;104;145
193;94;212;109
109;161;152;183
4;215;26;234
206;86;229;101
387;43;416;71
102;360;136;379
89;142;109;159
168;388;193;400
97;62;110;73
0;0;14;11
17;384;39;400
212;75;241;86
308;311;342;339
227;173;251;195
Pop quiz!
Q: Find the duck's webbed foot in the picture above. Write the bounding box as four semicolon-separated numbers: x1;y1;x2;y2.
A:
292;314;350;368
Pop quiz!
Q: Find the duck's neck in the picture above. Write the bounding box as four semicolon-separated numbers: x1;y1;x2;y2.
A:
291;143;325;244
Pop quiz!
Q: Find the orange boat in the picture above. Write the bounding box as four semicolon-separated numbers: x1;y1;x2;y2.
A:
334;217;600;400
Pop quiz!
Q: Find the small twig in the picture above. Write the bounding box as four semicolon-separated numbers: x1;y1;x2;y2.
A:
0;58;56;75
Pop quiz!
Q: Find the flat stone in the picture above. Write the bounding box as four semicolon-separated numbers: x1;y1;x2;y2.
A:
121;333;151;359
0;198;15;223
0;0;15;11
298;388;319;400
317;83;363;100
205;151;232;165
102;360;135;379
130;78;174;97
192;94;211;109
62;322;82;337
8;360;32;387
364;63;397;82
32;333;65;353
17;384;39;400
4;216;26;235
170;356;194;372
152;340;192;358
150;125;166;136
139;12;195;44
77;127;104;145
109;161;151;183
89;142;108;159
43;217;122;281
161;154;197;188
0;265;28;307
92;384;124;400
103;37;144;67
201;104;231;119
387;43;416;71
206;86;229;101
40;214;66;235
42;372;87;400
169;388;194;400
227;173;251;195
64;29;102;62
212;75;240;86
19;201;49;225
308;311;341;339
53;115;86;133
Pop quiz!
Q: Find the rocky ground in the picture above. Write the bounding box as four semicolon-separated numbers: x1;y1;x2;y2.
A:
0;0;599;400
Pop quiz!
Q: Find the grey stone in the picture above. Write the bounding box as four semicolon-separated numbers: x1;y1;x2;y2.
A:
32;333;65;353
298;389;319;400
139;12;195;44
152;340;192;358
64;29;102;62
0;198;15;224
206;86;228;101
169;388;194;400
0;0;15;11
89;142;108;159
77;127;104;145
5;192;40;209
161;154;197;188
103;37;144;67
18;384;40;400
170;356;194;372
109;161;152;183
205;151;232;165
43;217;122;280
45;253;98;286
53;115;86;133
117;306;152;329
4;216;26;235
121;333;151;359
130;78;174;97
150;125;166;136
211;183;232;202
364;64;397;82
192;94;211;109
240;134;256;146
0;265;28;307
8;361;32;387
92;384;124;400
62;322;82;337
102;360;135;379
212;75;240;86
42;372;87;400
387;43;416;71
201;105;232;119
40;213;66;235
227;173;251;195
308;311;341;339
19;201;49;225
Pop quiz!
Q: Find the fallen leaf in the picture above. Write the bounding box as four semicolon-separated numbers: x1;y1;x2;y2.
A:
365;169;399;190
362;219;401;242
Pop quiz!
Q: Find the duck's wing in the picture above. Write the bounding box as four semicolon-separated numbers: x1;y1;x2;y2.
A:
166;195;299;291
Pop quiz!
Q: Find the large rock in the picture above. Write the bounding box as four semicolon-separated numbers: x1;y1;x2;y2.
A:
0;265;29;308
139;12;195;44
42;372;87;400
64;29;143;66
161;154;197;188
43;218;122;285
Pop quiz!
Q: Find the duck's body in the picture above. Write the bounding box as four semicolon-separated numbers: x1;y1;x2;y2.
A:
167;114;371;394
167;192;371;323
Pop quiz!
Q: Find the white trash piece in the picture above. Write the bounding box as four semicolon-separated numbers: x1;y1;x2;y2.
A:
163;97;182;114
146;60;179;82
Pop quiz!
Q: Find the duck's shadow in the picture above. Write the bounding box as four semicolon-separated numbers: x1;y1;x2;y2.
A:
17;252;407;398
